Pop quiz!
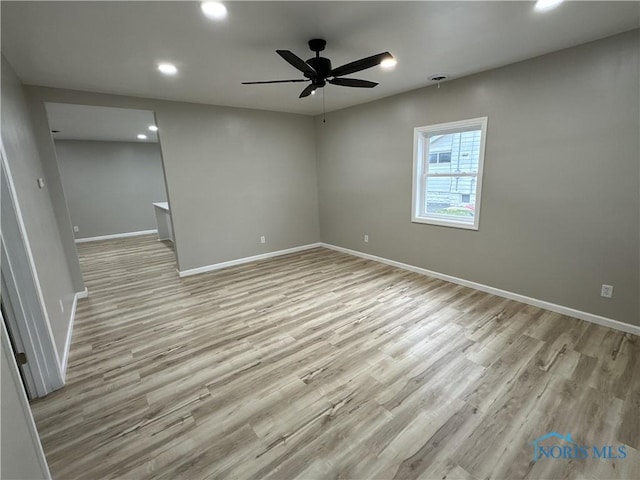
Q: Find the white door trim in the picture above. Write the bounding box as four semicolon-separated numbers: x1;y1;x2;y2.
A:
1;317;52;479
1;144;63;395
2;245;40;398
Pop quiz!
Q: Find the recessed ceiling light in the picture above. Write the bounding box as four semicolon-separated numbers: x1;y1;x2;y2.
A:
534;0;563;12
148;125;159;132
158;63;178;75
201;2;227;20
137;134;147;140
380;56;397;70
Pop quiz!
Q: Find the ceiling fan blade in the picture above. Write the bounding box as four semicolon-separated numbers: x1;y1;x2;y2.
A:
330;52;392;77
276;50;317;76
242;79;309;84
299;84;317;98
329;78;378;88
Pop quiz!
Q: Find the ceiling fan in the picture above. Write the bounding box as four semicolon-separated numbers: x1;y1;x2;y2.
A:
242;39;394;98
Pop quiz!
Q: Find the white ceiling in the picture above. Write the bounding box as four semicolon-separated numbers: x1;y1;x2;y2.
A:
2;1;639;116
45;103;159;143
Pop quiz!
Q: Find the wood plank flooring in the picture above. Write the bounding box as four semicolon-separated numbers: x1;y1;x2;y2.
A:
31;235;640;479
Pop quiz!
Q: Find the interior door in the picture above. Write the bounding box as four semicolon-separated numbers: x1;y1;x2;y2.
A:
1;273;38;399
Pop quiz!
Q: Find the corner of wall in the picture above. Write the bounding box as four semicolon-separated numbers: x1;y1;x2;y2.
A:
23;88;85;293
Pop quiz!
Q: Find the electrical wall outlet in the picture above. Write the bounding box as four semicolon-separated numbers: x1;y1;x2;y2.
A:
37;178;45;189
600;284;614;298
260;236;266;244
364;234;369;243
73;226;79;233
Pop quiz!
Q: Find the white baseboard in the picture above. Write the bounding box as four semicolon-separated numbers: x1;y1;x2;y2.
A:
75;229;157;244
320;243;640;337
178;243;322;278
61;289;87;379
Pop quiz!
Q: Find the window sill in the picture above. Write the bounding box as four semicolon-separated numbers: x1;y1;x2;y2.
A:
411;215;479;231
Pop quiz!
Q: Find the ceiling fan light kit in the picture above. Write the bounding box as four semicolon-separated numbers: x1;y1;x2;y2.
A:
243;39;394;99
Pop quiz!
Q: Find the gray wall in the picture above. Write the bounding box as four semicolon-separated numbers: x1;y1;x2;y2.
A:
315;30;640;326
152;102;319;271
24;87;321;272
1;56;78;360
55;140;167;239
24;97;85;293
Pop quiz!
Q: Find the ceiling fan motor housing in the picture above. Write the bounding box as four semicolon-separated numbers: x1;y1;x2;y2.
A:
306;57;332;86
306;39;331;86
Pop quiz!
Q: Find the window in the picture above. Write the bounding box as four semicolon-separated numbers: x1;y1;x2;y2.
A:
412;117;487;230
428;152;451;163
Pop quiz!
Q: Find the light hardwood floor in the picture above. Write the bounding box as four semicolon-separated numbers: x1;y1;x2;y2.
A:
31;236;639;479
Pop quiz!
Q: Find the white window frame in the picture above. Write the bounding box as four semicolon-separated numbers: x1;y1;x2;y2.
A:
411;117;488;230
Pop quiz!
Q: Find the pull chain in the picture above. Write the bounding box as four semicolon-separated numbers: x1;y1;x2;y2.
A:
323;88;326;123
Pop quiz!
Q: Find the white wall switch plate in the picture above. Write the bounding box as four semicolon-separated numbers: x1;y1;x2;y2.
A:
364;234;369;243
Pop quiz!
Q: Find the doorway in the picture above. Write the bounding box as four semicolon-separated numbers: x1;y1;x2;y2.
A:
44;103;176;264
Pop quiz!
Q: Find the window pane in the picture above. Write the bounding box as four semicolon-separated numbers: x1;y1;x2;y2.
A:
428;130;481;173
424;177;476;219
428;153;437;163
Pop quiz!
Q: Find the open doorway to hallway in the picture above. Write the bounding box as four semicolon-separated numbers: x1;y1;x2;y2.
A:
44;102;177;269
